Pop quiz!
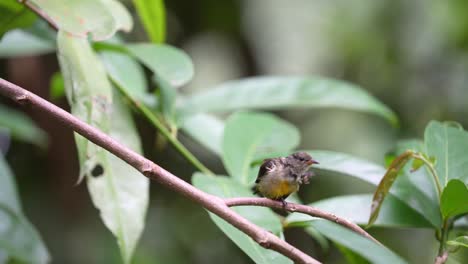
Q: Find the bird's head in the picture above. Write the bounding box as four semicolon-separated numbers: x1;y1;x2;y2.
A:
289;152;319;171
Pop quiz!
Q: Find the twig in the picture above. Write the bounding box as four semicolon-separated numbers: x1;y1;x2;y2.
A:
0;78;320;264
21;0;58;30
225;197;382;246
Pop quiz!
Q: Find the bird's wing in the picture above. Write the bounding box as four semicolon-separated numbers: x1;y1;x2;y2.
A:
255;158;275;183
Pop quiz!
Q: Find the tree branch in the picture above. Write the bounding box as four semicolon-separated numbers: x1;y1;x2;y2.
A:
0;78;320;264
225;197;382;246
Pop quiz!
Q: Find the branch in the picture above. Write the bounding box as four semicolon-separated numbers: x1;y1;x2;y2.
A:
225;197;382;246
0;78;320;264
21;0;58;30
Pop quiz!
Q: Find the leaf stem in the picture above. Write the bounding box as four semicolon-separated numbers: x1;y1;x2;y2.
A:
112;80;214;175
435;218;450;264
412;153;443;198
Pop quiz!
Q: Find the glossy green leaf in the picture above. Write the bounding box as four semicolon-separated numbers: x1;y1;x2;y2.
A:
440;179;468;219
307;147;441;227
305;221;407;264
0;1;36;39
222;112;300;185
30;0;132;40
0;29;55;58
335;243;370;264
307;150;386;186
57;31;148;264
368;150;414;226
132;0;166;43
181;76;398;126
192;173;291;264
100;51;148;102
180;113;224;155
126;43;194;87
0;155;49;263
0;104;47;148
447;236;468;249
425;121;468;186
286;194;432;228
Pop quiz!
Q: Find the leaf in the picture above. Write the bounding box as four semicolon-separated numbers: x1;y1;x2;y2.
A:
368;150;414;226
335;243;370;264
57;31;148;264
440;179;468;219
0;29;55;58
307;150;387;186
180;113;224;155
100;51;148;102
305;221;407;264
181;76;398;126
425;121;468;186
286;194;432;228
30;0;132;40
0;1;36;39
126;43;194;87
192;173;292;264
132;0;166;43
0;104;47;148
307;147;441;227
447;236;468;249
0;155;50;263
222;111;300;185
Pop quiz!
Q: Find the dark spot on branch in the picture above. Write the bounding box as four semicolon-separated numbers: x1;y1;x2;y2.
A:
91;164;104;177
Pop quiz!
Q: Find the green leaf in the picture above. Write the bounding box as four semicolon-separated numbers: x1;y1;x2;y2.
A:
447;236;468;249
368;150;414;226
286;194;432;228
49;72;65;100
100;51;148;102
57;31;148;264
192;173;292;264
132;0;166;43
0;1;36;39
30;0;132;40
335;243;370;264
222;111;300;185
305;221;407;264
0;155;49;263
181;76;398;126
425;121;468;186
0;104;47;148
308;147;441;227
440;179;468;219
180;113;224;155
0;29;55;58
307;150;386;186
126;43;194;87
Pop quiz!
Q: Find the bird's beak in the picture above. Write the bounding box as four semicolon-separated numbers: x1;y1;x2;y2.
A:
307;159;319;165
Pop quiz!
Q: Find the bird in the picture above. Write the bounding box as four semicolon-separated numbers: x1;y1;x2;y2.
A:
253;152;319;207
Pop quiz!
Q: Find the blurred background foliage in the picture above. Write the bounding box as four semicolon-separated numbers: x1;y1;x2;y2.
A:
1;0;468;263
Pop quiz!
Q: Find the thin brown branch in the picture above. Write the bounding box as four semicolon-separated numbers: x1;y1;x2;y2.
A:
225;197;382;246
0;78;320;264
21;0;58;30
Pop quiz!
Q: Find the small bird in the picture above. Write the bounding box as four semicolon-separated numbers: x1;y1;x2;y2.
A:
253;152;319;206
